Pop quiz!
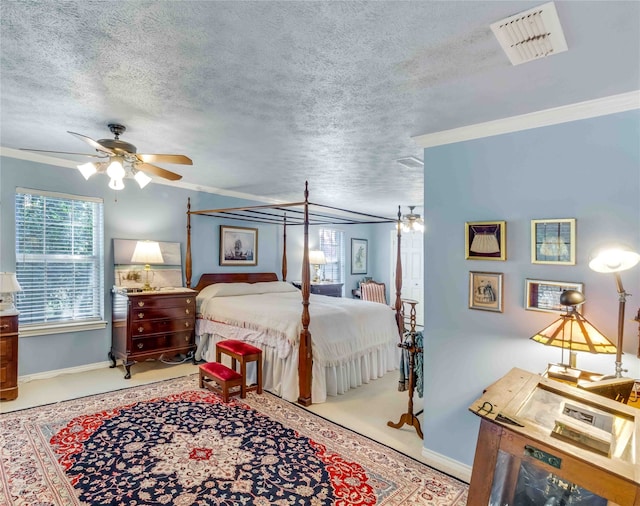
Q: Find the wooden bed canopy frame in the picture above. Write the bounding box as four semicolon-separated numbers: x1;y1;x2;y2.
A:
185;181;405;406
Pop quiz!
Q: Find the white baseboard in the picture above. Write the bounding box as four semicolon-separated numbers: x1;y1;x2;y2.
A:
421;447;472;483
19;361;111;383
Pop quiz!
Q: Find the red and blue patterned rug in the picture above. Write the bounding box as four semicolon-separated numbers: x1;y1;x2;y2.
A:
0;374;467;505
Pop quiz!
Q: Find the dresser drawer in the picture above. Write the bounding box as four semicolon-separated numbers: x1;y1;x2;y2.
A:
130;332;193;353
0;316;18;334
0;335;17;360
129;317;193;336
131;305;194;321
129;295;195;310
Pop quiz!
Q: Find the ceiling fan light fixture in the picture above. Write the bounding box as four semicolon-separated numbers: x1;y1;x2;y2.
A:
106;157;125;180
134;170;152;189
401;206;425;233
108;177;125;191
77;162;98;180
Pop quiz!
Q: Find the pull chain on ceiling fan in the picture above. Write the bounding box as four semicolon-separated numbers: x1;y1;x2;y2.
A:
21;123;192;190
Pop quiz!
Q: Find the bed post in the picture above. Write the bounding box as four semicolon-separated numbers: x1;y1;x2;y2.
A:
298;182;313;406
394;205;403;338
282;213;288;282
186;198;193;289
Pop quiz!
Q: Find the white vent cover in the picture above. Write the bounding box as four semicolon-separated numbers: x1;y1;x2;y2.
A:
491;2;568;65
396;156;424;169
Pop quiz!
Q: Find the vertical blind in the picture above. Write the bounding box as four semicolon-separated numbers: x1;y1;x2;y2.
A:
15;188;104;326
319;228;344;285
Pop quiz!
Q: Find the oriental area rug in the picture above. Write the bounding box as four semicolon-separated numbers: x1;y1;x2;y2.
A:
0;374;468;505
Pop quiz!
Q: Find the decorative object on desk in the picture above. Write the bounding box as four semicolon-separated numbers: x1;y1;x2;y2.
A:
589;245;640;377
131;240;164;291
401;206;424;233
465;221;506;260
0;272;22;314
551;402;614;457
531;290;616;381
351;238;368;274
308;250;326;282
525;279;584;314
531;218;576;265
220;225;258;266
469;271;503;312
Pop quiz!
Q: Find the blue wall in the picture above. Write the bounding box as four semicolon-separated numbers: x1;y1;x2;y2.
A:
422;110;640;466
0;155;381;375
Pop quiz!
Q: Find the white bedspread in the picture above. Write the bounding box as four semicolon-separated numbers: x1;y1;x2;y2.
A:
198;291;399;367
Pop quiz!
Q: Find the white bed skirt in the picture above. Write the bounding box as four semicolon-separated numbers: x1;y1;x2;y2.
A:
196;329;400;404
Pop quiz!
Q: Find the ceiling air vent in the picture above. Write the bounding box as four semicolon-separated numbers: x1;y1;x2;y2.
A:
396;156;424;169
491;2;568;66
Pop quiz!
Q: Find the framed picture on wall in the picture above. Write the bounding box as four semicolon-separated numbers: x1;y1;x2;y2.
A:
525;279;584;314
531;218;576;265
469;271;503;312
220;225;258;266
351;238;368;274
465;221;506;261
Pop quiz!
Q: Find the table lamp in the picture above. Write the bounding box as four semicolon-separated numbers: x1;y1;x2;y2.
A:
589;245;640;378
131;241;164;291
530;290;616;381
0;272;22;314
308;250;326;283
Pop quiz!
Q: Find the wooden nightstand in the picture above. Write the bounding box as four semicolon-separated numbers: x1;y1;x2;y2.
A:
109;288;197;379
0;312;19;401
291;281;344;297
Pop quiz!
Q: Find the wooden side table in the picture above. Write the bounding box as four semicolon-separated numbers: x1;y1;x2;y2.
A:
0;312;19;401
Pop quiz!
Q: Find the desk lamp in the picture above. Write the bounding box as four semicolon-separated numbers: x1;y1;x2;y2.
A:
0;272;22;314
131;241;164;291
308;250;326;283
589;246;640;378
531;290;616;381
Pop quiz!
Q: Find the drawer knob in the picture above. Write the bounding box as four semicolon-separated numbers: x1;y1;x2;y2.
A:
138;326;144;333
138;312;145;318
185;309;190;314
185;336;189;342
138;301;145;307
186;298;192;304
1;324;9;329
137;343;144;349
184;322;190;328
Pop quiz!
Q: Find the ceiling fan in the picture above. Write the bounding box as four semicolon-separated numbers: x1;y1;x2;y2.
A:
21;123;192;189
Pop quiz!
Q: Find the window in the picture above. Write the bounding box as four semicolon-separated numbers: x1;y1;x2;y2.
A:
15;188;105;334
319;228;344;285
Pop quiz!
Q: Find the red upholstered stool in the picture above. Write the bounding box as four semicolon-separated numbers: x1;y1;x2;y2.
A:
216;340;263;398
199;362;243;402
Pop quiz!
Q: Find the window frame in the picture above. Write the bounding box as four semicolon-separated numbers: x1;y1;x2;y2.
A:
318;228;345;291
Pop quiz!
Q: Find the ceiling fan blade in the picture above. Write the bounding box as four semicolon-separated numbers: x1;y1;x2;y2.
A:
137;162;183;181
19;148;104;158
136;154;193;165
67;131;116;155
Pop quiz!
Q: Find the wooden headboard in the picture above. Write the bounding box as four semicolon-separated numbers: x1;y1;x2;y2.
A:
193;272;279;292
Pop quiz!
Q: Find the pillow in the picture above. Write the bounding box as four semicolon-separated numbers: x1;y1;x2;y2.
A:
197;282;252;299
251;281;300;294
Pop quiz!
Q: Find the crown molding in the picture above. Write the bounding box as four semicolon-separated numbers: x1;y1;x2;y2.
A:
412;90;640;148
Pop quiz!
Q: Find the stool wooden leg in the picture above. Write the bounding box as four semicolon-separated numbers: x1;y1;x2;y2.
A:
199;371;204;388
216;349;221;363
257;357;263;394
240;361;247;398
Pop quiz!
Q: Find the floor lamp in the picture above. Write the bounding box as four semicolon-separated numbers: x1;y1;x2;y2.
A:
589;246;640;378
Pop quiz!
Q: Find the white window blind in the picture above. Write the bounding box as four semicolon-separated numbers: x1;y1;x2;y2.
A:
319;228;344;285
15;188;105;327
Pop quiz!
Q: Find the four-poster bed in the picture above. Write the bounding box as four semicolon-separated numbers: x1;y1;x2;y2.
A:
185;182;405;405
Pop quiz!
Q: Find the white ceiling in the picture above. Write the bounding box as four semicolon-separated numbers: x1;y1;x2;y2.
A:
1;1;639;217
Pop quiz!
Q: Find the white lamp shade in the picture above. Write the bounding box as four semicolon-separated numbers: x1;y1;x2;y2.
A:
308;250;326;265
134;170;152;188
0;272;22;292
77;162;98;180
131;241;164;264
589;247;640;273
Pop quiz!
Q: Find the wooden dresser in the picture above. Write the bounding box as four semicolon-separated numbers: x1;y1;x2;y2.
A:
0;313;19;401
110;288;197;379
291;281;343;297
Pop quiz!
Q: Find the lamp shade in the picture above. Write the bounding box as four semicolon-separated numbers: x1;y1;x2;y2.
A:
0;272;22;293
588;246;640;273
131;241;164;265
308;250;326;265
530;312;617;354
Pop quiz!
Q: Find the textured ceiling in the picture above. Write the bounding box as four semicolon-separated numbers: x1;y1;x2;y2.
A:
1;1;639;216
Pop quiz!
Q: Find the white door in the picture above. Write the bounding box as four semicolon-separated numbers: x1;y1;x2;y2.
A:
390;229;424;328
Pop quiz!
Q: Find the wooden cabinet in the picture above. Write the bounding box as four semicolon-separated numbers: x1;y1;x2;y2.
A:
292;282;343;297
110;289;197;379
468;368;639;506
0;313;19;401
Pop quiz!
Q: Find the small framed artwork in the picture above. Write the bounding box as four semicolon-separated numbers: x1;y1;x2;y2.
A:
220;225;258;266
525;279;584;314
465;221;506;261
351;238;368;274
531;218;576;265
469;271;504;312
